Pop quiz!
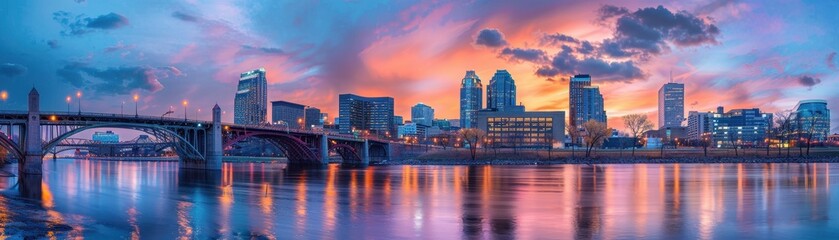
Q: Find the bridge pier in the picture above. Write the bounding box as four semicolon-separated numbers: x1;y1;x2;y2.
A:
362;139;369;165
205;104;223;170
321;134;329;164
22;88;42;175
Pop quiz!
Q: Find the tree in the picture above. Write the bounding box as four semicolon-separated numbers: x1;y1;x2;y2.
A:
727;128;739;157
622;114;654;157
458;128;485;161
565;122;581;159
582;120;611;158
804;110;822;157
774;110;793;157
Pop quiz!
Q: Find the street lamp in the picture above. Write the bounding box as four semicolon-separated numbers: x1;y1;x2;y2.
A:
65;96;71;113
133;94;139;117
297;118;303;130
0;90;7;110
76;91;82;114
182;100;188;120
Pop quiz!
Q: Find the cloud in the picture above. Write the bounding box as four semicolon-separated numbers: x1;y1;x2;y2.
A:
828;52;837;71
86;13;129;29
598;5;629;22
536;47;646;82
0;63;27;77
695;0;738;15
104;41;134;53
239;45;285;56
47;40;60;49
474;28;508;47
598;5;720;59
172;11;199;22
798;75;821;88
52;11;129;35
56;63;182;95
541;33;579;45
500;47;548;63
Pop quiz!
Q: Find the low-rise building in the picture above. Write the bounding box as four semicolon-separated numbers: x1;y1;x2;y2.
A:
476;110;565;149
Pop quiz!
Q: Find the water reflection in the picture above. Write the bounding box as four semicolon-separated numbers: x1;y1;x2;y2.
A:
0;161;837;238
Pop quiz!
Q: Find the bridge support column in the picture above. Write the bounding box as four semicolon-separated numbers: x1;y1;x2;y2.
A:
362;139;370;165
205;104;223;170
321;134;329;164
22;88;42;175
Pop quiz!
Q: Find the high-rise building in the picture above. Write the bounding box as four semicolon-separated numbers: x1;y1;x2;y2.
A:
487;70;516;111
658;82;685;129
687;111;712;140
710;107;773;147
320;113;329;125
460;70;483;129
338;94;395;135
305;107;322;129
581;86;607;124
792;100;831;142
569;74;591;127
234;68;268;125
411;103;434;126
271;100;305;129
394;116;404;126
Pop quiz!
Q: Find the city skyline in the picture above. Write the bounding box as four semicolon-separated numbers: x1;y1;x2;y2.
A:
1;1;838;133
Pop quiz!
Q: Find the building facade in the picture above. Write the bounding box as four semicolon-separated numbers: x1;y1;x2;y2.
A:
569;74;592;127
460;70;483;129
487;70;516;111
580;86;607;124
271;100;305;129
476;110;565;149
92;131;119;143
305;107;322;129
792;100;831;142
338;94;395;135
710;107;773;147
234;68;268;125
411;103;435;127
658;82;685;129
687;111;712;140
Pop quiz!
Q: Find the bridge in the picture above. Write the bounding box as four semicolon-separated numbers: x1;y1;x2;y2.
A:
49;136;178;158
0;88;407;175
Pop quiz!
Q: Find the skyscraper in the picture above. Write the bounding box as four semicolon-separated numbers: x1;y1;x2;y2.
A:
658;82;685;129
460;70;482;128
271;100;305;129
411;103;434;126
581;86;607;124
569;74;591;127
487;69;516;111
338;94;395;135
234;68;268;125
305;107;322;129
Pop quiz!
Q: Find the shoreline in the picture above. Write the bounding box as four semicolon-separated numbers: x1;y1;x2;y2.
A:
377;156;839;166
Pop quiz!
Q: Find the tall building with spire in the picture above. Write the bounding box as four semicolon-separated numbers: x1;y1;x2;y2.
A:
460;70;483;128
658;82;685;129
487;69;516;111
234;68;268;125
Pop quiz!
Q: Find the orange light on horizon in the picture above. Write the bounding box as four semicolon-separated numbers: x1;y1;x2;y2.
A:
0;90;7;101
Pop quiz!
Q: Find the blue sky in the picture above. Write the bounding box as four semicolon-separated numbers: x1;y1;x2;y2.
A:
1;0;837;132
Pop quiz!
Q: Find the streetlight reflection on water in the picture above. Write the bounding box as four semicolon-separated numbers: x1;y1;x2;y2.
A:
0;161;836;239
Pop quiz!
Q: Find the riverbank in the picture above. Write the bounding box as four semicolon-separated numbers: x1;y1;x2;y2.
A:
377;148;839;165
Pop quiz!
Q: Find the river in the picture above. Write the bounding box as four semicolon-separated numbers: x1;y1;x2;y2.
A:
1;159;838;239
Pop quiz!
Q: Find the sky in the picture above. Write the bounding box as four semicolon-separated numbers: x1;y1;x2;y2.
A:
1;0;838;133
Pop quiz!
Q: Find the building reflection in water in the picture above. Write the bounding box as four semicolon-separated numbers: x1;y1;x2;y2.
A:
0;160;837;238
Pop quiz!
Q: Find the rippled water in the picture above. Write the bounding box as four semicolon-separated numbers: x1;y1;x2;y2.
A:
1;159;839;239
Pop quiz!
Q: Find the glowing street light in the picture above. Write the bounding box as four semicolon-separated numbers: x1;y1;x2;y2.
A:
133;94;139;117
182;100;188;120
65;96;71;113
76;91;82;114
0;90;7;101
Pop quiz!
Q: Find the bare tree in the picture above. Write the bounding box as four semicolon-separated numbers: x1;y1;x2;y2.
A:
459;128;486;161
565;122;581;159
804;110;822;156
774;110;793;157
727;128;739;157
582;120;611;158
623;114;654;157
